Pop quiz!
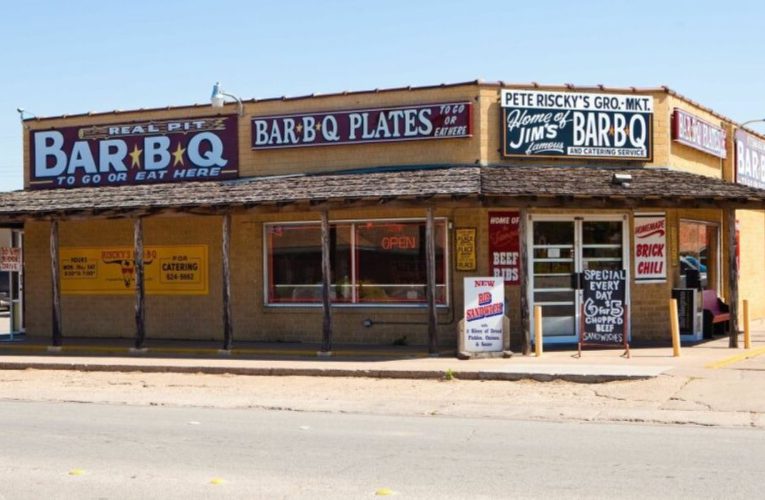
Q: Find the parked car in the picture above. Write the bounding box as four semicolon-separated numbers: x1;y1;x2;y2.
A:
0;273;8;311
680;255;708;288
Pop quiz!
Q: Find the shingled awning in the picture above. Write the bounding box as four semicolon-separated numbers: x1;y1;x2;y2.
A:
1;165;764;220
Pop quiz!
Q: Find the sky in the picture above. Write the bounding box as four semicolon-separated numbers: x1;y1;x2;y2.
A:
1;0;764;191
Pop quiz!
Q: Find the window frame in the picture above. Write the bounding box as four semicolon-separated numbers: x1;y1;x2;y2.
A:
263;217;450;308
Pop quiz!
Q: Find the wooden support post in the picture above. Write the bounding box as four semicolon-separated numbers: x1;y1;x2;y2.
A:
534;305;543;357
50;219;62;347
670;298;681;357
725;208;739;348
320;210;332;354
133;217;146;350
426;208;438;355
744;299;751;349
221;213;233;351
519;208;530;355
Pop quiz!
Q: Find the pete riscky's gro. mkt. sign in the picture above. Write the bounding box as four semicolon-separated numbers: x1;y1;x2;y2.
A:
251;102;472;149
501;89;653;160
29;116;239;189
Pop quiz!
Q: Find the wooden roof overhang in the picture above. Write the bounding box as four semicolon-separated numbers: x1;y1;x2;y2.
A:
2;165;765;223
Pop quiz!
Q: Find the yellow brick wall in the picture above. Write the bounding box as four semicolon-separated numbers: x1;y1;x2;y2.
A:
24;205;748;345
663;95;727;178
25;216;223;340
23;85;483;188
735;210;765;318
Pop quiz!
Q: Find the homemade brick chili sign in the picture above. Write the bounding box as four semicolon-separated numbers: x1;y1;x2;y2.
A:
578;268;630;357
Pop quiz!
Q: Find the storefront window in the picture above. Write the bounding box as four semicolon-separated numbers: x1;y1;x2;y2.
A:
267;224;351;303
679;220;718;290
266;219;447;305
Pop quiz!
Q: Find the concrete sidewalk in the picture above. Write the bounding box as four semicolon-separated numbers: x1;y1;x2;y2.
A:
2;323;765;382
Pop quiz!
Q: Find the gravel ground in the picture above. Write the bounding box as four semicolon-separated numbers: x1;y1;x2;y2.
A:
1;368;763;428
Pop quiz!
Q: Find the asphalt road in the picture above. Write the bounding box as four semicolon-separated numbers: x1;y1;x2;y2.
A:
0;401;762;499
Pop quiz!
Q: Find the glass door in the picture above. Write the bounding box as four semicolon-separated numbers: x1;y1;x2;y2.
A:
10;230;23;334
531;221;577;341
530;216;628;344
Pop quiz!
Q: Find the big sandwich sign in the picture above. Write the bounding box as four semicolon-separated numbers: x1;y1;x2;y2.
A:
501;89;653;160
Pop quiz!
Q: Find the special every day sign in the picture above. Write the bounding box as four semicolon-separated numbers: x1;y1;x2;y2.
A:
582;269;627;345
501;89;653;160
463;277;505;353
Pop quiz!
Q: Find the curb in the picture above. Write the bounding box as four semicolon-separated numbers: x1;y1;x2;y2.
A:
0;361;657;383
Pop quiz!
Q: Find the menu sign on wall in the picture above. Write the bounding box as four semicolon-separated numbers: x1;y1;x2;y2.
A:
501;89;653;160
455;228;477;271
252;102;471;149
581;269;627;345
30;116;239;190
735;130;765;189
60;245;208;295
463;277;505;353
0;247;22;272
671;109;727;158
634;213;666;282
488;211;520;286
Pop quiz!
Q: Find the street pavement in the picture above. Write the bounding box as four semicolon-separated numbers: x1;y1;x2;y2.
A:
1;400;763;499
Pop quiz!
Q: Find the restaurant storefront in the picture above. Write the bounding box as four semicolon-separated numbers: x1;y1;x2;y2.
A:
3;81;765;354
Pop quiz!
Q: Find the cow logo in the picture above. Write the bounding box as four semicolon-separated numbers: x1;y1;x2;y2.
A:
101;251;154;288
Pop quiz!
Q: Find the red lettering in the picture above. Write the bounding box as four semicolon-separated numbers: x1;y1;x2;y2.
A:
636;243;664;257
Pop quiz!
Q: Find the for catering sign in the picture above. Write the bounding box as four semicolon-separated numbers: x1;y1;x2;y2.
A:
672;109;726;158
634;213;666;282
29;115;239;190
251;102;471;149
735;130;765;189
501;89;653;160
463;277;505;353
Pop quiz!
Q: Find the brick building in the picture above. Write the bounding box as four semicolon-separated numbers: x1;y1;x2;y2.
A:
2;81;765;353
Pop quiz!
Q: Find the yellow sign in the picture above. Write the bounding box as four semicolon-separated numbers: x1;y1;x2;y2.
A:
61;245;208;295
455;228;477;271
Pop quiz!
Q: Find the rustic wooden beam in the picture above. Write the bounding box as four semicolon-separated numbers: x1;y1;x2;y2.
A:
320;210;333;353
726;208;739;348
519;208;530;355
50;219;62;347
426;208;438;355
133;217;146;349
221;213;233;351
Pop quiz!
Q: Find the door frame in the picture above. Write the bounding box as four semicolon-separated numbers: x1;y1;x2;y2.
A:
527;213;631;345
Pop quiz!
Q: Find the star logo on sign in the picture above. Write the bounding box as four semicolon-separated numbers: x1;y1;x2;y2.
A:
315;122;322;131
129;144;143;169
608;126;615;136
296;123;303;133
172;142;186;167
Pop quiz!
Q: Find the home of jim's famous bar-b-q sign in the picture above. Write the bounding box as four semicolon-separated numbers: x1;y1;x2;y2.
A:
501;89;653;160
29;115;239;189
251;102;472;149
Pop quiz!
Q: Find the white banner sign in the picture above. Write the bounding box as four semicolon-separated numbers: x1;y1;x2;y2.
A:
634;214;666;282
0;247;22;272
463;277;504;352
